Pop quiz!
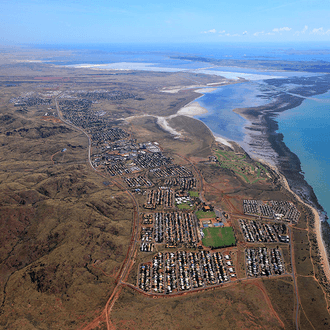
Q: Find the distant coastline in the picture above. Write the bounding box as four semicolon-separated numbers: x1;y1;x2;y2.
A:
164;79;330;279
64;55;330;274
232;91;330;272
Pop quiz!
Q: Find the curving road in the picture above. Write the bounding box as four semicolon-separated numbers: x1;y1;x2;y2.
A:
55;93;94;170
55;93;141;330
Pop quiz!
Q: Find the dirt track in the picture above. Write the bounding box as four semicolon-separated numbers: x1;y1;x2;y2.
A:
268;161;330;282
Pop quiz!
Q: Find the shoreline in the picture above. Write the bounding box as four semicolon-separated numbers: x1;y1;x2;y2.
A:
233;92;330;281
177;101;208;117
258;158;330;282
126;76;330;281
162;81;330;282
124;84;234;149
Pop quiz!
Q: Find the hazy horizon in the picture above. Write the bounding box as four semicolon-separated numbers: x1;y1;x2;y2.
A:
1;0;330;45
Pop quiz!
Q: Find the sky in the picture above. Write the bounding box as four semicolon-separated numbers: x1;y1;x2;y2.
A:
1;0;330;44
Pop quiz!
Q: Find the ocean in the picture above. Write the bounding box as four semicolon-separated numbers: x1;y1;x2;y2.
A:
276;91;330;218
36;42;330;221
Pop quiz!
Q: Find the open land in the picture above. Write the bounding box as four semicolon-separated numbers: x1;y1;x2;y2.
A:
0;48;329;329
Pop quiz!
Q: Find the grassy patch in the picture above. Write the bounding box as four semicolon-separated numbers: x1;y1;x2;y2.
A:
214;149;268;184
177;202;193;210
189;191;199;197
293;228;314;276
195;210;216;219
202;227;236;248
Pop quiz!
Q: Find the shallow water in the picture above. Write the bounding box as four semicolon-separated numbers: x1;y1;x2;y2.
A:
194;82;272;141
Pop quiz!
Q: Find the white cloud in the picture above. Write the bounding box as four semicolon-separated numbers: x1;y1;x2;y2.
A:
310;27;330;35
254;27;291;37
242;31;248;35
218;30;225;34
224;33;240;37
202;28;216;34
294;25;308;36
273;27;292;32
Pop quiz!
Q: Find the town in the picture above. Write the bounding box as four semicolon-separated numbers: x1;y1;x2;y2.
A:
239;219;289;243
11;86;301;302
243;199;300;223
53;90;297;297
138;250;235;294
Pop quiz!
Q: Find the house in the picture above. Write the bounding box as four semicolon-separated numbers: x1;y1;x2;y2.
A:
203;205;211;212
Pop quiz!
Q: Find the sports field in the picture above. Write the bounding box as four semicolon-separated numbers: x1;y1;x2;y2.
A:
202;227;236;248
195;210;216;219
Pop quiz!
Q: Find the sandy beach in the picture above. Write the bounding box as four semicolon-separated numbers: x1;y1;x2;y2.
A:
215;136;232;147
155;116;182;137
177;101;208;117
161;84;222;94
261;159;330;282
161;85;206;94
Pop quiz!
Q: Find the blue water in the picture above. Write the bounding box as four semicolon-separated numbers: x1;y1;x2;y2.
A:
276;92;330;218
195;82;272;141
35;42;330;64
33;42;330;220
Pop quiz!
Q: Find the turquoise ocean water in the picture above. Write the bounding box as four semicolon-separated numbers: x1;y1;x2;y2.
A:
276;91;330;218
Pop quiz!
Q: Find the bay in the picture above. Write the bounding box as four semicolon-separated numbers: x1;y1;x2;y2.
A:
195;82;271;141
